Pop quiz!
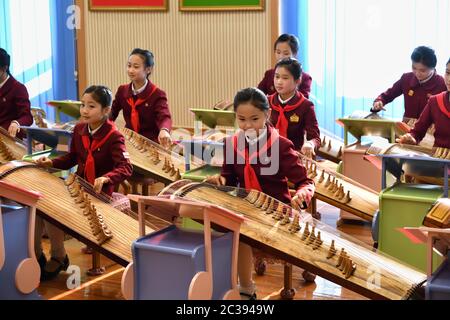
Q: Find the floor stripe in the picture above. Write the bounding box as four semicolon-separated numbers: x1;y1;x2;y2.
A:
49;267;125;300
261;289;283;300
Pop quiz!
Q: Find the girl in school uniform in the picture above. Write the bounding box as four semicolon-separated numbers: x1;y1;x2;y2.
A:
268;58;320;158
372;46;446;121
0;48;33;138
397;58;450;148
206;87;315;299
110;48;172;148
35;85;133;280
258;34;312;99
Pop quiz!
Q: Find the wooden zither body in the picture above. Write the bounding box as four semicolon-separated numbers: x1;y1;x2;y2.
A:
317;134;343;164
160;180;426;300
299;154;379;222
120;127;200;184
0;128;27;163
367;143;450;186
0;161;170;266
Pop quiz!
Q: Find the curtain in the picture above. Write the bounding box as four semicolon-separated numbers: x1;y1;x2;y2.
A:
49;0;77;123
0;0;12;53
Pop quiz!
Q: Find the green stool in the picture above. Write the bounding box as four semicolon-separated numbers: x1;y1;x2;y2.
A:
379;183;444;272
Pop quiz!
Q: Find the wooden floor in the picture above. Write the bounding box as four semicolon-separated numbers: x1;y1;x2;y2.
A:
37;200;373;300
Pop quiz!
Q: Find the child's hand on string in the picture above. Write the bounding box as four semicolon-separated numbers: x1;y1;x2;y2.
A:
94;176;110;193
300;141;316;158
396;133;417;145
158;129;172;149
203;174;226;186
8;121;20;137
291;185;314;210
34;156;53;168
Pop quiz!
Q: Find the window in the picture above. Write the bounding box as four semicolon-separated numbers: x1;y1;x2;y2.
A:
286;0;450;139
1;0;77;122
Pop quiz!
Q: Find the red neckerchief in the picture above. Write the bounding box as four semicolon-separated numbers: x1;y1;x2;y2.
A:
269;91;305;138
232;128;279;191
126;84;158;132
81;121;117;184
436;92;450;118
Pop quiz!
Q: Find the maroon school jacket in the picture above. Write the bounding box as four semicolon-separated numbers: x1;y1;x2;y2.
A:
51;120;133;196
268;92;321;150
0;76;33;138
258;68;312;99
410;91;450;148
110;81;172;142
373;72;446;119
221;126;315;204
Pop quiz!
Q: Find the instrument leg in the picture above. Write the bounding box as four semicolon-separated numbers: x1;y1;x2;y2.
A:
87;251;105;276
308;197;321;220
302;269;317;282
280;263;295;300
253;256;266;276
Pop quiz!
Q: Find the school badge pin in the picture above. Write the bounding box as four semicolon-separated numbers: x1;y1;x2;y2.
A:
408;90;414;96
290;114;300;123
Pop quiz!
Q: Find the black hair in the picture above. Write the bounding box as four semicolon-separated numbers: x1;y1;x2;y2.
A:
275;57;303;80
447;57;450;65
274;34;300;56
233;87;269;112
83;85;113;108
0;48;11;75
131;48;154;66
129;48;154;79
411;46;437;69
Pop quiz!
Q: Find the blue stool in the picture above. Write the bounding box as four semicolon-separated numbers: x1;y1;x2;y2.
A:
0;181;41;300
131;225;233;300
426;254;450;299
122;195;245;300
